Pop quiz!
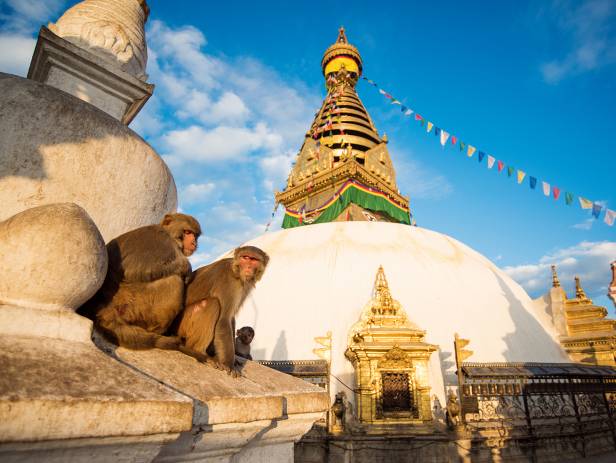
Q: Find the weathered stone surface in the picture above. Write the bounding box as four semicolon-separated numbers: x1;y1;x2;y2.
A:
0;336;193;443
0;434;179;463
116;348;330;426
0;74;177;242
0;203;106;311
48;0;148;80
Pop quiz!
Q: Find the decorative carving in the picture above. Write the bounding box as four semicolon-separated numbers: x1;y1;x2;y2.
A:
49;0;148;80
446;391;461;428
330;391;346;434
378;346;413;369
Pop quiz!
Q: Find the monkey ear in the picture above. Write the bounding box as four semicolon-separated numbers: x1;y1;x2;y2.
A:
161;214;174;227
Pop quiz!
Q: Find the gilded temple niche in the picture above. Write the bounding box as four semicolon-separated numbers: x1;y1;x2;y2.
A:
345;266;437;425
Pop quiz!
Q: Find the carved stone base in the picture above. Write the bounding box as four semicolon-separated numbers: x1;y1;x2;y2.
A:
28;26;153;124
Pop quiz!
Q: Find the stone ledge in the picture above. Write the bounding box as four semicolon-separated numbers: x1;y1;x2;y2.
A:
115;347;330;426
0;336;193;442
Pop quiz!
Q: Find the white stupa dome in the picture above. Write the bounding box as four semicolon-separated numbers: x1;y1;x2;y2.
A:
236;221;569;403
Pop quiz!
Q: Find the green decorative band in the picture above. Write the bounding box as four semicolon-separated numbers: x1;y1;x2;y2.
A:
282;180;411;228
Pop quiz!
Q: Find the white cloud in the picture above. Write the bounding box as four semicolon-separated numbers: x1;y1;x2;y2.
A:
504;241;616;300
259;150;295;193
181;182;216;204
0;34;35;76
161;123;282;163
0;0;66;76
141;20;318;156
572;218;594;230
0;0;65;34
540;0;616;83
391;150;453;200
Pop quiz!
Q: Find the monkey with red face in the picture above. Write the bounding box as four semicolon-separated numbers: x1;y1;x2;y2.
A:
79;213;201;351
176;246;269;376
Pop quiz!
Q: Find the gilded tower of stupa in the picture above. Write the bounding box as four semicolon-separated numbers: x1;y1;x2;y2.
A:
276;28;411;227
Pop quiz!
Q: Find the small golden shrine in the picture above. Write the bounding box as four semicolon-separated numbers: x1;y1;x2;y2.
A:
345;266;437;425
549;266;616;366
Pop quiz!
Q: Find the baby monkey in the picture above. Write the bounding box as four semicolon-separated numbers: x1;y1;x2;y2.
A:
235;326;254;361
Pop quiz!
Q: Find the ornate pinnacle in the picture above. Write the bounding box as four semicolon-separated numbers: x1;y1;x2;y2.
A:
337;26;347;43
374;266;394;314
575;276;588;300
551;265;561;288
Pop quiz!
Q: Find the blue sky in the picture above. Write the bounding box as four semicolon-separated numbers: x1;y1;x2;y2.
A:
1;0;615;309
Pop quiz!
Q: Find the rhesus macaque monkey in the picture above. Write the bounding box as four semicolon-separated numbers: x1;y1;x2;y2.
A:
177;246;269;376
235;326;254;360
79;213;201;351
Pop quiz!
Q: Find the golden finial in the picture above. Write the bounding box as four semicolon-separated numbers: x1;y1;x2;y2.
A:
373;266;394;314
575;276;588;300
551;265;561;288
337;26;348;43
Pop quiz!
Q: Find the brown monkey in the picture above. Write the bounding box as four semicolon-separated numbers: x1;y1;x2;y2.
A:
177;246;269;376
79;213;201;351
235;326;254;360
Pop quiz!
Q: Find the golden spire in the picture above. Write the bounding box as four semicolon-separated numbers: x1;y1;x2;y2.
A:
551;265;561;288
373;266;395;315
575;276;589;301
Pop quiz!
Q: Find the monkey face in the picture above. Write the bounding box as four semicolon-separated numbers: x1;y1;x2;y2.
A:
238;330;254;345
182;230;198;256
238;254;263;282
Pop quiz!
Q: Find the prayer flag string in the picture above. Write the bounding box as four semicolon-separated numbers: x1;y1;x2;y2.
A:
361;77;614;227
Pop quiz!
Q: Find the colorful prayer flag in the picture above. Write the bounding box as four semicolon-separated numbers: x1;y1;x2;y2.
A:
379;89;386;95
497;160;505;172
605;209;616;226
553;187;561;200
401;105;407;112
460;142;466;152
487;155;495;169
579;197;593;209
391;99;401;105
434;127;440;136
529;176;537;189
440;130;450;146
478;151;485;163
467;145;476;157
507;166;514;177
426;121;433;132
592;203;602;218
404;109;413;116
565;192;574;205
542;182;550;196
415;113;422;121
451;136;457;145
517;170;526;184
